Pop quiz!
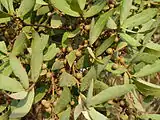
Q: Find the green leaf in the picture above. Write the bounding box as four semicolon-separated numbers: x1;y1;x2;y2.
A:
120;33;141;47
120;0;133;25
78;0;86;10
0;0;14;14
134;79;160;97
89;9;114;45
54;87;71;114
146;41;160;51
96;35;115;56
0;74;24;92
122;8;158;28
52;60;64;71
66;50;76;68
17;0;36;17
41;34;49;51
106;17;117;29
132;53;158;64
2;64;12;76
74;104;83;120
0;10;11;18
43;43;60;61
58;107;71;120
36;0;48;5
106;62;127;75
88;84;135;106
134;59;160;77
59;72;77;87
9;88;34;118
0;41;7;54
12;32;27;56
88;107;108;120
31;30;43;82
50;0;80;17
9;55;29;89
116;41;128;51
8;91;28;100
139;114;160;120
51;14;63;28
83;0;106;18
80;66;97;91
0;104;10;120
87;79;94;103
37;6;49;16
70;0;83;14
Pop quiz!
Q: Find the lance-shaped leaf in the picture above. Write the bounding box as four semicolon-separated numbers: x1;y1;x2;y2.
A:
0;104;10;120
12;32;27;56
70;0;83;14
17;0;36;17
54;87;71;114
10;88;34;118
139;114;160;120
43;43;60;61
0;74;24;92
134;79;160;97
58;107;71;120
89;9;114;45
122;8;158;28
120;0;133;25
80;66;97;91
31;31;43;82
0;41;7;54
8;91;28;100
88;108;108;120
120;33;141;47
0;0;14;14
50;0;80;17
87;84;135;106
9;55;29;89
0;10;12;18
146;41;160;51
83;0;106;18
78;0;86;10
134;59;160;77
96;35;115;56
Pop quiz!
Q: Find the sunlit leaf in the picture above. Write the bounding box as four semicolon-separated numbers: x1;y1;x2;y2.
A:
17;0;36;17
43;43;60;61
58;107;71;120
8;91;28;100
88;84;135;106
66;50;76;68
31;30;43;82
10;88;34;118
134;59;160;77
0;74;24;92
122;8;158;28
83;0;106;18
89;9;114;45
9;55;29;89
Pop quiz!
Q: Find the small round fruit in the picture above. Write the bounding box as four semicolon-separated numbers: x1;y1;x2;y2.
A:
120;100;125;107
45;107;51;113
44;101;51;108
119;57;125;64
106;48;113;55
76;72;83;79
61;47;66;53
114;37;119;42
46;72;52;78
67;46;73;52
47;12;52;17
112;64;118;70
75;50;82;57
84;25;90;30
42;63;47;69
70;100;75;105
41;99;47;105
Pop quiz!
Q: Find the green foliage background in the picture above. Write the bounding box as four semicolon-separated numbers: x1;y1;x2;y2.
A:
0;0;160;119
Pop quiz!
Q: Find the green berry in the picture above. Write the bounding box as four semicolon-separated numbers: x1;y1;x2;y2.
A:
76;72;83;79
